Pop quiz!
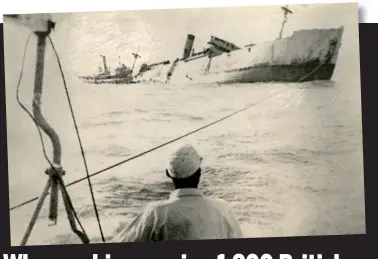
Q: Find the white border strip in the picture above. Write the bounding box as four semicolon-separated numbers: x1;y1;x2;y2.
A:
0;0;375;23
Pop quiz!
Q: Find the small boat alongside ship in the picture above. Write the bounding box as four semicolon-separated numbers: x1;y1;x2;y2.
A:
79;6;344;85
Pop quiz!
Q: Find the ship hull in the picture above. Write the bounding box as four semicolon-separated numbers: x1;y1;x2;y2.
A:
137;26;344;84
193;62;336;84
79;76;134;84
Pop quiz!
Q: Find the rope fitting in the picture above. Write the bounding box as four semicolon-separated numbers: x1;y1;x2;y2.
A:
45;166;65;178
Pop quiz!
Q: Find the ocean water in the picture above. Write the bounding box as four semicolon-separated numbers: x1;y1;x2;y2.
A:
6;76;365;246
3;6;364;246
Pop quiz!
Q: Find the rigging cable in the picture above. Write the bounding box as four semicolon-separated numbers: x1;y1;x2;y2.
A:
10;30;336;215
16;33;53;168
11;87;286;212
15;32;89;242
47;36;106;243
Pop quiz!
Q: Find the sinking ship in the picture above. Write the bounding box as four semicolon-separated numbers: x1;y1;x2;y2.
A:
79;52;141;84
134;6;344;84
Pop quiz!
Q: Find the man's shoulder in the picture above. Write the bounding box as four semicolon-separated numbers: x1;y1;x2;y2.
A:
143;199;171;213
205;196;231;207
144;195;232;213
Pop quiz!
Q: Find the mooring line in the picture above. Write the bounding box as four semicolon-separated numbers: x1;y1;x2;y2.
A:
10;88;286;212
10;30;334;214
15;29;89;246
48;36;106;242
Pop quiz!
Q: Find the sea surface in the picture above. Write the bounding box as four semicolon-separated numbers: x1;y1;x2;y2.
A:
6;75;365;246
3;8;365;246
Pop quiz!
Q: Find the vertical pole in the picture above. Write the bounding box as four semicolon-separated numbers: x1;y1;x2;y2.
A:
277;7;292;40
49;175;59;223
131;56;137;74
278;12;287;39
33;33;47;101
32;33;62;166
131;47;141;75
20;29;63;246
32;31;62;223
100;55;108;74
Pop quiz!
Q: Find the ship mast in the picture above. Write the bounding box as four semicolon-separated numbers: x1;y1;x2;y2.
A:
131;47;141;74
277;6;293;39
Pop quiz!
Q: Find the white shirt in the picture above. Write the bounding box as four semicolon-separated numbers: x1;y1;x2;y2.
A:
111;188;243;242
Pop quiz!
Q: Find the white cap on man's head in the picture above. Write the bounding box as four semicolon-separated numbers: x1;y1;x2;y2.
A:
167;144;202;179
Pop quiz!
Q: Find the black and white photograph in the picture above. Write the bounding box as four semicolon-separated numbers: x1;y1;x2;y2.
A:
3;2;364;246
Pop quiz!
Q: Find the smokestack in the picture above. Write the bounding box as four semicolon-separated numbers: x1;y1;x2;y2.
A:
182;34;195;60
100;55;108;73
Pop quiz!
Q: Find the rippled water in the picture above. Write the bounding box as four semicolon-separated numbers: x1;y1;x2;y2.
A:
3;6;364;245
7;76;365;246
